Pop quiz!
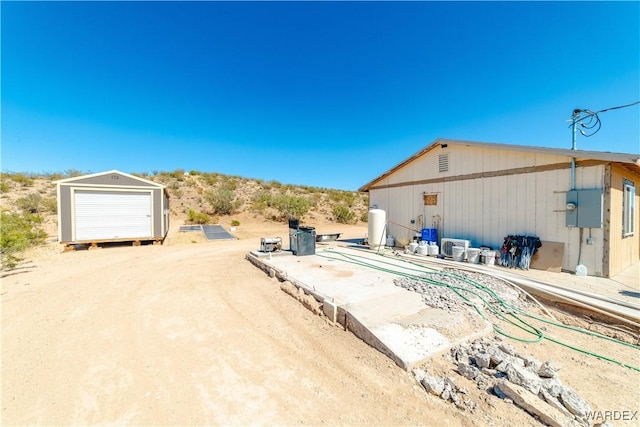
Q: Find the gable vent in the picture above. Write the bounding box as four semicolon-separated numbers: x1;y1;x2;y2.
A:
438;154;449;172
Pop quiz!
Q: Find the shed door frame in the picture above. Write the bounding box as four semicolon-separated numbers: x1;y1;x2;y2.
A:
71;188;154;241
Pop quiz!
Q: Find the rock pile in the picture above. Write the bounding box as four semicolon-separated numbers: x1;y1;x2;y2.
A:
413;369;477;413
448;337;592;427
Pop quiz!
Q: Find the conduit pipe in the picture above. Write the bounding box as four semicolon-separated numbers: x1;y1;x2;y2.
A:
571;109;579;190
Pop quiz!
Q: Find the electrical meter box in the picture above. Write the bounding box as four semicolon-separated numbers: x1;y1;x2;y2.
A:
566;189;603;228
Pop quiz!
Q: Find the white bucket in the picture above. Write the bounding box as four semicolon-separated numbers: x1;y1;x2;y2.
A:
451;246;465;262
417;242;429;255
467;248;481;264
481;250;496;266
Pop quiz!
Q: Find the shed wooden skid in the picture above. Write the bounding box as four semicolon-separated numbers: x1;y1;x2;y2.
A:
360;139;640;278
56;170;170;246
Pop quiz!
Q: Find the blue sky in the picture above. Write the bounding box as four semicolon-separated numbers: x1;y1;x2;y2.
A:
2;1;639;190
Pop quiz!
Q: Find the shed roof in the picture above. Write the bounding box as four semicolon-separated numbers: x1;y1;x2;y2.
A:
359;138;640;192
55;169;167;190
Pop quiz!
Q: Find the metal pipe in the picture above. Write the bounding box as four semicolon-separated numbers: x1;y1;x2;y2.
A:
571;109;579;190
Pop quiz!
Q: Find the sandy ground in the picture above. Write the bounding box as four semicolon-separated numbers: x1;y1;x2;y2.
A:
2;217;639;426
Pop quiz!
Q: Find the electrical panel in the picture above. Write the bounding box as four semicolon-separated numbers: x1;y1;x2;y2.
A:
566;189;603;228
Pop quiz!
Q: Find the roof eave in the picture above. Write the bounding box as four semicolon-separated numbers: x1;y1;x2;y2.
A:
359;138;640;191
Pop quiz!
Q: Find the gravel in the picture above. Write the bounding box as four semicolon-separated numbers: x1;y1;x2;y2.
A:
394;268;533;315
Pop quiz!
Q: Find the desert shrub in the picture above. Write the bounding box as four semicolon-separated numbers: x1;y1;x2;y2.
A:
231;219;240;227
328;190;356;207
268;180;282;189
8;173;34;187
333;204;355;224
0;212;46;268
64;169;83;178
40;171;65;181
0;179;10;193
272;194;311;220
187;209;211;224
41;197;57;213
169;169;186;181
16;192;43;213
205;187;242;215
201;173;219;186
311;193;323;205
360;210;369;222
219;177;238;191
172;188;183;198
152;174;169;184
251;191;273;211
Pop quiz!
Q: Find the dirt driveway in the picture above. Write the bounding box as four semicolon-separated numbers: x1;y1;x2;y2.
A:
2;221;638;426
2;224;454;426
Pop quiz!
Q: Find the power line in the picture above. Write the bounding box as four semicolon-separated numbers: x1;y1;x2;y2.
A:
596;100;640;114
569;100;640;137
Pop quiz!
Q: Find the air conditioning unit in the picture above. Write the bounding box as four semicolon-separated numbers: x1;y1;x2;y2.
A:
440;238;470;258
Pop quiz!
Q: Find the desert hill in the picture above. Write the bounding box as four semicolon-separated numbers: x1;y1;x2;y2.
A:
0;170;369;267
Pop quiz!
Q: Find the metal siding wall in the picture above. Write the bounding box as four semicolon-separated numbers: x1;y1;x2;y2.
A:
59;185;73;242
384;189;399;242
524;168;537;234
163;192;170;237
368;147;627;276
153;189;161;237
388;161;414;184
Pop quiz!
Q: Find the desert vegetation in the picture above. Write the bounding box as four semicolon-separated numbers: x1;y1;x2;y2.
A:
0;169;369;269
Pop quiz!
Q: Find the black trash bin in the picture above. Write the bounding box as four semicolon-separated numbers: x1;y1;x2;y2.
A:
288;218;315;256
296;226;316;256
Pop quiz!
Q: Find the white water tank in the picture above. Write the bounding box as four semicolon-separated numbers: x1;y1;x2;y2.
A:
368;209;386;250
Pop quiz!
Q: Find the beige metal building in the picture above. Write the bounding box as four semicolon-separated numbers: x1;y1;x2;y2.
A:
56;170;170;246
359;139;640;277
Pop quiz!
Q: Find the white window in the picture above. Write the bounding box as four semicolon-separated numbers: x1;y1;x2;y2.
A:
623;179;635;237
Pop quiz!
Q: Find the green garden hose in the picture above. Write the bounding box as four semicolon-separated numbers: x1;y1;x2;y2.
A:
316;248;640;371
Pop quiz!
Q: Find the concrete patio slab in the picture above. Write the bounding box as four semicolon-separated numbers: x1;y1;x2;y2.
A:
247;246;492;370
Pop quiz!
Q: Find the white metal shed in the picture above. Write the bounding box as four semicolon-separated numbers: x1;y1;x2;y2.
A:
56;170;170;245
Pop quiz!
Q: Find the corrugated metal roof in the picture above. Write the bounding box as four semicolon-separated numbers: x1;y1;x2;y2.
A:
359;138;640;192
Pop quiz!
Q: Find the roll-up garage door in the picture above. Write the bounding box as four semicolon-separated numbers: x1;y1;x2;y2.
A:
74;191;152;241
